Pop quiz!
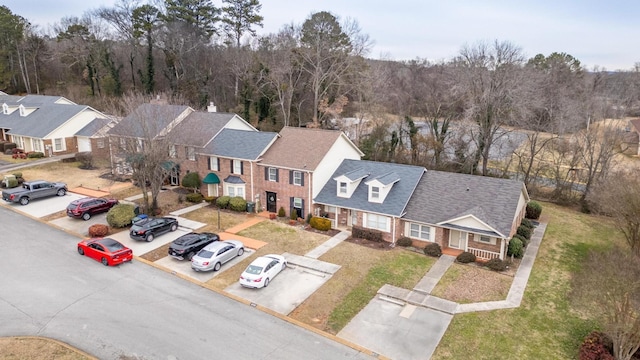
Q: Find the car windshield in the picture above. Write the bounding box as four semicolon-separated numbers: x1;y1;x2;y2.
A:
245;265;263;275
197;250;214;258
100;238;124;252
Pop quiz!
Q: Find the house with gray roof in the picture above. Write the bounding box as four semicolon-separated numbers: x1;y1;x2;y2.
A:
314;159;529;260
0;94;108;155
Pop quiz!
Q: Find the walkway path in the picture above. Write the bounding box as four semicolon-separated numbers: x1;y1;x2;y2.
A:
377;222;547;314
305;231;350;259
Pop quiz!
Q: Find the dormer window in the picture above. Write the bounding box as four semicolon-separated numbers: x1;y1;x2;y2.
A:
371;186;380;199
339;182;347;194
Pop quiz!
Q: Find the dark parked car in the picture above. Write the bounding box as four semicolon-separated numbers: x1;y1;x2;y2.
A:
129;217;179;242
168;232;220;260
67;197;119;220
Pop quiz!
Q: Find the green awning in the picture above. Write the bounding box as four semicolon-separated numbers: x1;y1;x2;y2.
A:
203;172;220;184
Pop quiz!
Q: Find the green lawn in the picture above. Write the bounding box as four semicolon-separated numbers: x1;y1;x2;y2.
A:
432;202;621;359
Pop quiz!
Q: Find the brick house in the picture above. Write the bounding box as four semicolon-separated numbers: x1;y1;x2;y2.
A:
314;159;529;260
255;127;363;219
74;117;118;160
0;94;109;155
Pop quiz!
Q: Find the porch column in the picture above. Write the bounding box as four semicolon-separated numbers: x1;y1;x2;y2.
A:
500;238;505;260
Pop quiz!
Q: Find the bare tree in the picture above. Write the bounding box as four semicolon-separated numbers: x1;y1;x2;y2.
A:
588;170;640;256
570;247;640;360
454;40;527;175
107;94;193;213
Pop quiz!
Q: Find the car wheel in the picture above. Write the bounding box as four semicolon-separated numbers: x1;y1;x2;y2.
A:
237;248;244;256
82;212;91;221
170;223;178;231
19;197;29;205
57;188;66;196
264;278;270;287
77;247;84;255
186;251;195;261
214;262;221;271
146;233;154;242
101;257;109;266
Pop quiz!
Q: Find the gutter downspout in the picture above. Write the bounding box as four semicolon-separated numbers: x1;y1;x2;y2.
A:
307;171;312;218
250;160;254;205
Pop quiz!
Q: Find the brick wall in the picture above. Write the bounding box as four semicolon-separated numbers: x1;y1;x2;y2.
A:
254;165;311;218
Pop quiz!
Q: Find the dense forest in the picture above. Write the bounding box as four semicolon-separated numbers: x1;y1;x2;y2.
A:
1;0;639;203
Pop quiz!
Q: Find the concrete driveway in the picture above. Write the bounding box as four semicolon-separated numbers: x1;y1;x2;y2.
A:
2;192;84;218
50;212;108;237
338;298;452;360
155;248;255;282
107;227;191;256
225;253;341;315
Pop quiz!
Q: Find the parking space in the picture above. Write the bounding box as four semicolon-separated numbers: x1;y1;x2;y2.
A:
108;227;192;256
337;298;452;360
225;253;341;315
50;213;108;237
155;248;255;282
2;192;84;218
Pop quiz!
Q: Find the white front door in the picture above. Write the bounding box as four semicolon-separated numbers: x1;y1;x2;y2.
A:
449;230;467;249
207;184;218;197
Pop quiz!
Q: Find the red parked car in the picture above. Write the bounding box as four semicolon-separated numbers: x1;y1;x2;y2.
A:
77;237;133;266
67;197;119;220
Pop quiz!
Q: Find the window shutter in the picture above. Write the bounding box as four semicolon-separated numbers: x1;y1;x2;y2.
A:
300;199;305;218
275;169;279;182
265;167;268;180
216;158;220;171
289;170;293;184
230;160;233;172
290;197;294;216
301;172;305;186
240;161;244;175
208;158;211;170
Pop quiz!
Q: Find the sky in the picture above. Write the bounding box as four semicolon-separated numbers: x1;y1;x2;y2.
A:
3;0;639;71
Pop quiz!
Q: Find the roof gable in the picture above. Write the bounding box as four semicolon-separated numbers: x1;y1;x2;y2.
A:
315;159;425;217
0;104;95;138
108;103;192;139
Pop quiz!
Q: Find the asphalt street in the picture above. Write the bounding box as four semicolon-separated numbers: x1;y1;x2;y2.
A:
0;206;374;360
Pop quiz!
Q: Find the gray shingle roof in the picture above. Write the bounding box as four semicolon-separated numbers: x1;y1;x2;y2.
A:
403;171;526;238
344;168;369;181
203;128;278;160
171;111;240;147
75;118;111;137
223;175;245;184
369;172;400;186
0;104;92;138
314;159;425;217
108;103;191;138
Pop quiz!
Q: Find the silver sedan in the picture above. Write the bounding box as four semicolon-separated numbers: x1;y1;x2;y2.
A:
191;240;245;272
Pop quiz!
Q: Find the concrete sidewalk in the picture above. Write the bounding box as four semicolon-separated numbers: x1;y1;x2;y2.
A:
377;222;547;314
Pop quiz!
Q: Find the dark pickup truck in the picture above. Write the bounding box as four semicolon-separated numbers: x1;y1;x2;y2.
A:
2;180;68;205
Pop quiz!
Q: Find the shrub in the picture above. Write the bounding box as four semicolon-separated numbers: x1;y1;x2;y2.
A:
27;152;44;158
424;243;442;257
106;203;137;228
186;193;204;203
88;224;109;237
516;225;532;240
485;258;507;271
352;225;384;242
181;172;201;192
457;251;477;263
290;208;298;220
507;237;524;258
216;196;231;209
2;142;16;152
513;233;529;247
526;201;542;220
10;147;22;154
12;172;22;179
75;151;93;169
309;216;332;231
578;331;614;360
203;196;216;203
306;213;313;224
396;236;413;247
229;196;247;212
5;177;18;188
520;218;534;229
277;206;286;217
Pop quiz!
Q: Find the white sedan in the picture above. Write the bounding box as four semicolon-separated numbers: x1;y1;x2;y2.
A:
239;254;287;288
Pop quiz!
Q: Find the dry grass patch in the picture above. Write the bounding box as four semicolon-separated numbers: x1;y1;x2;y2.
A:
289;241;395;331
0;337;90;360
15;161;114;190
431;263;512;303
205;222;330;290
180;207;246;231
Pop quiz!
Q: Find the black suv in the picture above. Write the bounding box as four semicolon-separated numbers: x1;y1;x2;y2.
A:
168;232;220;260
